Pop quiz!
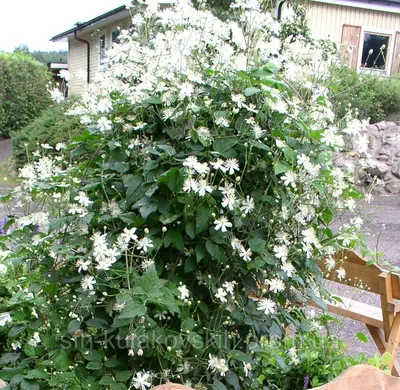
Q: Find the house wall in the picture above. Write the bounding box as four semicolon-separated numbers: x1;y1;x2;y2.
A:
67;16;132;95
306;2;400;43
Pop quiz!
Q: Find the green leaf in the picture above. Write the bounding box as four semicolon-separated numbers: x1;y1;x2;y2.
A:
119;301;147;319
181;318;194;332
111;384;128;390
53;350;70;371
8;324;26;338
86;361;103;370
356;332;368;343
160;213;181;225
195;203;214;234
157;145;176;156
116;371;133;382
185;221;196;239
206;241;226;262
226;371;240;390
274;162;290;175
123;175;145;206
104;359;121;368
0;353;20;365
158;168;184;192
20;379;40;390
229;350;253;363
195;243;207;262
244;87;260;96
213;137;237;158
157;287;180;314
86;318;109;329
187;332;204;349
23;344;36;358
24;370;48;380
248;238;266;253
145;96;162;105
99;376;116;385
381;352;392;366
164;228;185;253
67;319;81;334
82;349;104;362
211;379;227;390
283;146;296;163
184;257;197;273
133;197;158;219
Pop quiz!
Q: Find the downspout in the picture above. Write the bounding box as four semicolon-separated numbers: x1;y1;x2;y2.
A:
276;0;286;21
73;31;90;84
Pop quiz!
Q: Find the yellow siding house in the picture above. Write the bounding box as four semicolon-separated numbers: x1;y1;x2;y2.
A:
51;6;132;95
284;0;400;75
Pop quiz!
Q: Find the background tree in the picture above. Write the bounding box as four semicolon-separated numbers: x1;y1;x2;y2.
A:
0;52;52;137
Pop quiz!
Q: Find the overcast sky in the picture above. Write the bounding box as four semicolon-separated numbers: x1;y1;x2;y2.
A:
0;0;125;52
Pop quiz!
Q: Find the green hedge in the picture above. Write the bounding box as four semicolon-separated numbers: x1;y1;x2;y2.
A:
12;98;84;168
331;67;400;124
0;52;52;137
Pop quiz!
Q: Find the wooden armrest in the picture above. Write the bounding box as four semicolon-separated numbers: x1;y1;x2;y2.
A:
310;295;384;328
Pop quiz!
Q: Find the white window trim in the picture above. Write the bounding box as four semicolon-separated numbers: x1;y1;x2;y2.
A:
357;27;395;76
98;32;107;71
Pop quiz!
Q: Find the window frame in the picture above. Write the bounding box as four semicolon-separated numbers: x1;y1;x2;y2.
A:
111;29;120;48
98;33;107;69
357;27;395;75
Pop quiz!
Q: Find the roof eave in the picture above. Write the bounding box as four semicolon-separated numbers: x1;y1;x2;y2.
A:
50;5;128;42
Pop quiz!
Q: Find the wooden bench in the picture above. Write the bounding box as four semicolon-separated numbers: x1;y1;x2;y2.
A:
153;365;400;389
319;250;400;376
313;364;400;389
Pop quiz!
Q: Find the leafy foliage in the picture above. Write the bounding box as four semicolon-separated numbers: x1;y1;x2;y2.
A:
331;67;400;124
253;316;370;389
14;45;68;65
0;52;51;137
12;98;84;168
0;1;366;389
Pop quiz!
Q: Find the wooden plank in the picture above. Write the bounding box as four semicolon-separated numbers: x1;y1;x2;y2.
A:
366;325;386;355
379;272;394;342
341;25;361;69
385;314;400;373
391;32;400;75
313;365;400;389
321;251;400;299
321;295;384;328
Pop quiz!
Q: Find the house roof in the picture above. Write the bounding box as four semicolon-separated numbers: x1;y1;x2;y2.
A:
50;5;129;42
315;0;400;13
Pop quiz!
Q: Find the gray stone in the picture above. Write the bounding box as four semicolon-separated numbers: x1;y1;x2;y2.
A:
392;164;400;179
367;124;379;132
379;146;392;156
382;133;400;146
386;182;400;194
366;161;390;178
376;121;389;131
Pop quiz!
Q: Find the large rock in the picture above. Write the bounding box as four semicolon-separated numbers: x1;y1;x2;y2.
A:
376;121;389;131
366;161;390;178
386;182;400;194
392;163;400;179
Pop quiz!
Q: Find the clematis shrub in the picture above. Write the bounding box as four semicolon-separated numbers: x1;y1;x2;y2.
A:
0;1;367;389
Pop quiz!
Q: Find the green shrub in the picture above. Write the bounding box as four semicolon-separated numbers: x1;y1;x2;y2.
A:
0;52;52;137
12;98;84;168
254;319;366;389
331;67;400;124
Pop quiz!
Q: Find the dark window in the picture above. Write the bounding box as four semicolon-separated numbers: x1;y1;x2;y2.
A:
112;30;120;46
99;34;106;66
361;33;390;70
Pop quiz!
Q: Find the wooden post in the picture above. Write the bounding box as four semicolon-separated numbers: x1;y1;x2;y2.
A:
379;272;394;342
